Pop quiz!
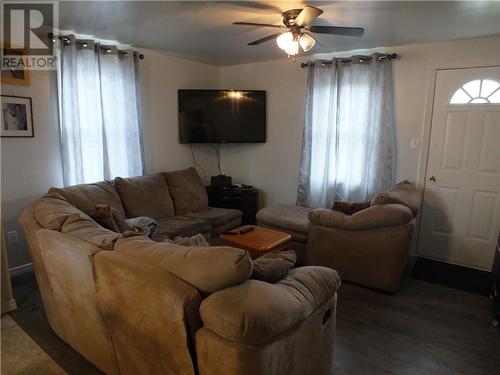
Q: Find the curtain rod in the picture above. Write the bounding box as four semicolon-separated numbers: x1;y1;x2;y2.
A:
300;53;398;68
47;33;145;60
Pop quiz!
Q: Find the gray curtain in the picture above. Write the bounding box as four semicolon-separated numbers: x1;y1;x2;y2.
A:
297;55;397;208
58;36;144;186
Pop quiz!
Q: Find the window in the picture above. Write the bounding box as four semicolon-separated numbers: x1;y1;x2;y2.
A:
297;59;396;208
449;79;500;104
58;36;144;186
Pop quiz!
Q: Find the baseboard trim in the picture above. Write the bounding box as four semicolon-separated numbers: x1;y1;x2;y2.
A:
411;257;491;296
1;298;17;315
9;263;33;277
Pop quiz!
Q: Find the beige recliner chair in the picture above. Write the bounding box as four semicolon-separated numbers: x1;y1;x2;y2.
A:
307;181;421;293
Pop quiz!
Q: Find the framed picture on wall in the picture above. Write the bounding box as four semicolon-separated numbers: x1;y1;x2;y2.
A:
1;95;34;138
0;47;31;86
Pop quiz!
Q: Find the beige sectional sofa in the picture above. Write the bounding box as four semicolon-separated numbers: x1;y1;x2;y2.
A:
19;167;341;375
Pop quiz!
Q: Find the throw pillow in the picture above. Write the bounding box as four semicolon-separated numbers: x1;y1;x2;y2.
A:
163;167;208;215
114;174;175;220
332;201;371;215
91;204;130;233
251;249;297;283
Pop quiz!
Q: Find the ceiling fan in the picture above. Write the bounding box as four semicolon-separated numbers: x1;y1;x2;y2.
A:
233;5;364;57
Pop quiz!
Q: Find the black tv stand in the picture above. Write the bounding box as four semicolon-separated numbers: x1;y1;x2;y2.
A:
206;185;259;225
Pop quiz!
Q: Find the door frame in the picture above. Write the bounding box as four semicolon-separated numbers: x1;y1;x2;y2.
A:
415;62;500;262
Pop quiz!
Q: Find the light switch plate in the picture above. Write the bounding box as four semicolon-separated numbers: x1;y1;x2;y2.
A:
410;138;421;151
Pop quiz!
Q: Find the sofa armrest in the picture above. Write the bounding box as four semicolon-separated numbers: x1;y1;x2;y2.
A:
114;235;253;296
36;229;119;374
308;204;413;230
94;251;202;375
199;266;340;345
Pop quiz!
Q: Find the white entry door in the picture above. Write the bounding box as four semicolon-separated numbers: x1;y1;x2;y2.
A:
418;66;500;271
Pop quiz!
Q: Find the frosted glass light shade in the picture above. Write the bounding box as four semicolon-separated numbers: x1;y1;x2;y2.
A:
284;41;299;55
276;32;294;50
299;34;316;52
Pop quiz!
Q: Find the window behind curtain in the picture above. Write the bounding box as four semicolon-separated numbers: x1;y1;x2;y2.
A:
58;36;143;186
297;57;397;208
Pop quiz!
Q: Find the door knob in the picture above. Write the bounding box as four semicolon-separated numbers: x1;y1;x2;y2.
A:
428;176;436;183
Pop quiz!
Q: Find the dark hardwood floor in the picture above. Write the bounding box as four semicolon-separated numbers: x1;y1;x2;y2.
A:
9;272;500;375
335;280;500;375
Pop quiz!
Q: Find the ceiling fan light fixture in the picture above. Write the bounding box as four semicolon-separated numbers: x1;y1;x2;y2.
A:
284;42;299;56
299;34;315;52
276;32;293;50
234;5;365;60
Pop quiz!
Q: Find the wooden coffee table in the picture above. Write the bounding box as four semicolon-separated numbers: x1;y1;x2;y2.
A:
220;225;291;258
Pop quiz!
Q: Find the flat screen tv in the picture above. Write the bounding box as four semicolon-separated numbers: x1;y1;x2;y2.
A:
178;89;266;143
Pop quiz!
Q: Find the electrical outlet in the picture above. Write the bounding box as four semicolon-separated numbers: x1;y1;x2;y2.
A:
7;231;18;245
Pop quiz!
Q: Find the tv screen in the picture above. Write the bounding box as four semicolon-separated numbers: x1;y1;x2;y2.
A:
178;89;266;143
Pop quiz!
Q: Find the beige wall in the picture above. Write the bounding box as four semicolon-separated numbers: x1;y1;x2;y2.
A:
217;57;308;207
138;49;220;177
1;70;63;269
219;35;500;207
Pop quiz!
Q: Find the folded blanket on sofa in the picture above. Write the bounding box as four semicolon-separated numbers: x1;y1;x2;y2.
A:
163;233;210;247
125;216;158;238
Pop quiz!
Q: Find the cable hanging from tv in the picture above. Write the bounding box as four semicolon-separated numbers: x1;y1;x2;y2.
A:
210;143;223;175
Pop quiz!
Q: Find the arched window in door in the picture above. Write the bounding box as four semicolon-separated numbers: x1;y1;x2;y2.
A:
449;78;500;104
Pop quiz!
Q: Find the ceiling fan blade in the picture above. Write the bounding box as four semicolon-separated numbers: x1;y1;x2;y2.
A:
294;6;323;27
248;33;282;45
221;1;282;13
233;22;285;29
309;25;364;37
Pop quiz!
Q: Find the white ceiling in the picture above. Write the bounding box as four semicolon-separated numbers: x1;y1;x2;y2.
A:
59;1;500;66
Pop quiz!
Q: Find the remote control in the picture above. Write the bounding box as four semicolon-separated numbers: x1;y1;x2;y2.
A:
239;226;255;234
222;231;237;235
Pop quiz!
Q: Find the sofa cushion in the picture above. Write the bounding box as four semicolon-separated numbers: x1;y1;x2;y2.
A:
34;195;120;249
184;207;242;227
200;266;341;345
309;204;413;230
256;204;312;234
61;213;120;250
48;181;126;219
115;174;175;220
163;167;208;215
34;194;86;231
152;216;211;242
114;235;253;295
371;180;421;216
251;249;297;283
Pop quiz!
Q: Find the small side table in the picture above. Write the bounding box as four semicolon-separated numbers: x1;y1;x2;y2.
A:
220;225;291;259
206;186;259;225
